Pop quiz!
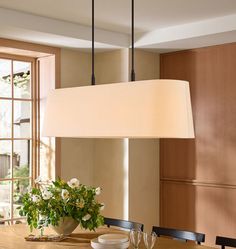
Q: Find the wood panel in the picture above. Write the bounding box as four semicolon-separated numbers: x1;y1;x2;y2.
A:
160;43;236;245
161;181;236;245
160;181;196;230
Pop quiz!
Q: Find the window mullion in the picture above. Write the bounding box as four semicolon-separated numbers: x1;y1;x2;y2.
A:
31;61;34;182
32;60;37;185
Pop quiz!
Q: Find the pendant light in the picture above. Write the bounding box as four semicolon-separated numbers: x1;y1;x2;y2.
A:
42;1;195;139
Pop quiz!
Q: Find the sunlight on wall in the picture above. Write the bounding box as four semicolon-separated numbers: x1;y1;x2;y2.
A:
39;56;56;180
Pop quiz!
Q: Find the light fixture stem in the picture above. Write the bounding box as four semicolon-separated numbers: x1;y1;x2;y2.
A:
131;0;135;81
91;0;95;85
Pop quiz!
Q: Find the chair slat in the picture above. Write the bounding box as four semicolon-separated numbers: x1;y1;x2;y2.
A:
104;217;144;231
216;236;236;248
152;226;205;244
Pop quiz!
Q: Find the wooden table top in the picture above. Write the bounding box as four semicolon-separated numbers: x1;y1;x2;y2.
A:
0;224;216;249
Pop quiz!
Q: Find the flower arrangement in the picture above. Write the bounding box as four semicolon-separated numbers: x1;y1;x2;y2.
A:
19;177;104;233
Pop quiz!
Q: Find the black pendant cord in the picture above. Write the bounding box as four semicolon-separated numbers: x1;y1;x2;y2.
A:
91;0;95;85
131;0;135;81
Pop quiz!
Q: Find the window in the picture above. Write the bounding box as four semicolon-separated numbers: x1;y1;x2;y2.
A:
0;54;36;225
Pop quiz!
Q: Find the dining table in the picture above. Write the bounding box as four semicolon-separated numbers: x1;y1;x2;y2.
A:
0;224;216;249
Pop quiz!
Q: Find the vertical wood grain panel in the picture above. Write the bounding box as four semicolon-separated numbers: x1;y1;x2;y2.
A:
161;181;236;245
160;43;236;245
160;181;196;230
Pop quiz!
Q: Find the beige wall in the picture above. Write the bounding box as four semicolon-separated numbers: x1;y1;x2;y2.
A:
134;49;160;80
61;49;91;87
60;138;94;185
94;139;129;219
95;49;129;84
60;49;94;185
129;139;159;232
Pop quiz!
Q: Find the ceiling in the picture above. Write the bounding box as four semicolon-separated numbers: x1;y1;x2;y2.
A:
0;0;236;52
1;0;236;33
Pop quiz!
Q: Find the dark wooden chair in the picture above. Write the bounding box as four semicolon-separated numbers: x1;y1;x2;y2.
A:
152;226;205;245
216;236;236;249
104;217;144;231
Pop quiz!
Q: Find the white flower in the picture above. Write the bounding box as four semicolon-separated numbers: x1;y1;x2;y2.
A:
95;187;101;195
67;178;80;189
100;203;105;211
32;195;40;203
42;189;53;200
82;214;91;221
61;189;69;200
39;214;46;221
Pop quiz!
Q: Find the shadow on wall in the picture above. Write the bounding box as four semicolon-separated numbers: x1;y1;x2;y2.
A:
93;139;128;220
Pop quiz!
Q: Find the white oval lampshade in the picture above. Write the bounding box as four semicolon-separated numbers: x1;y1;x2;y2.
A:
42;79;195;138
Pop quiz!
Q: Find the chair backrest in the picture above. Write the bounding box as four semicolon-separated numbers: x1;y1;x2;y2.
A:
216;236;236;249
104;217;144;231
152;226;205;245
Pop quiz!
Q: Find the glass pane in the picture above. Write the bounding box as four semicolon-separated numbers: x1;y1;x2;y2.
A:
0;141;11;179
0;181;11;221
13;101;31;138
13;179;30;218
0;59;11;98
0;100;12;138
13;61;31;99
13;140;30;178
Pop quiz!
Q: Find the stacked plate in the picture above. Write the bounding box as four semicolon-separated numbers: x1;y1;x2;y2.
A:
91;233;130;249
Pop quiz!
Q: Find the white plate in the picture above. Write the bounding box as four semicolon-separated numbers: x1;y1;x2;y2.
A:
91;238;130;249
98;234;129;244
